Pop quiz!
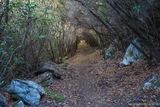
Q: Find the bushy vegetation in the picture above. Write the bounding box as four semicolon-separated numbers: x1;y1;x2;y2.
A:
45;87;65;103
1;0;160;85
0;0;69;84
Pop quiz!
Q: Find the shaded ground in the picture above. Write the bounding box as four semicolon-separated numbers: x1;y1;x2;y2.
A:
43;46;160;107
3;40;160;107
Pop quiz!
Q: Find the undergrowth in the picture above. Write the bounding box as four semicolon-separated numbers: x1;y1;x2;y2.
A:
45;87;65;103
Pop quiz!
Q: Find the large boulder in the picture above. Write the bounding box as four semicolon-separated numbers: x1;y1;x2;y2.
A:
121;38;144;66
0;93;7;107
7;79;45;106
35;61;64;79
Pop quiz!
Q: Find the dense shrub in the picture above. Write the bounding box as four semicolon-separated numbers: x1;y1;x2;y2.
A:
0;0;68;84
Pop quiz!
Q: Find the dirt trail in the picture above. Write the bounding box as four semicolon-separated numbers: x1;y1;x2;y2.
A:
66;47;101;66
48;46;157;107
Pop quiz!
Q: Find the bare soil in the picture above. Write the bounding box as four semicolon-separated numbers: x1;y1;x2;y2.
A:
42;47;160;107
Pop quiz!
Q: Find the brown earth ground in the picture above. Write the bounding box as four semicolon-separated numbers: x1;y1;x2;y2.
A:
41;44;160;107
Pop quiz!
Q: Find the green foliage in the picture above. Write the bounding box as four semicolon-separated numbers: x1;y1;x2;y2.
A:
45;87;65;103
133;4;141;13
0;0;66;82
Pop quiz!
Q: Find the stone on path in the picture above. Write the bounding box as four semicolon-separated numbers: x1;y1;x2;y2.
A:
7;79;45;106
121;38;144;66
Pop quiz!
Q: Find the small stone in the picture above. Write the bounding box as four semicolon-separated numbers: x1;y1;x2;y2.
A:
143;82;152;90
88;102;91;105
13;101;25;107
34;72;54;86
104;44;115;60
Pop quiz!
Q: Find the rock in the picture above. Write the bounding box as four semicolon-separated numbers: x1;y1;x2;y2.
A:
35;61;64;79
13;101;25;107
104;44;116;60
143;74;160;90
34;72;54;86
0;93;7;107
121;38;144;66
7;79;45;106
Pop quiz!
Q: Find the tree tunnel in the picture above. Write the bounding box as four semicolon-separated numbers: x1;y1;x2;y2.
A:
63;26;104;60
75;28;101;51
